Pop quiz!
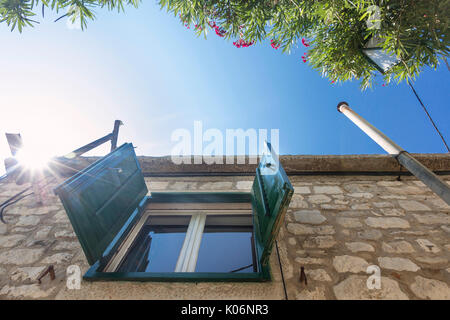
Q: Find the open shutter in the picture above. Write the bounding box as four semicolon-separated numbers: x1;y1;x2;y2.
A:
251;142;294;267
54;143;148;265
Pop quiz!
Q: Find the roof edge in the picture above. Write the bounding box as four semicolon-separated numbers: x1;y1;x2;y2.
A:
136;154;450;175
8;153;444;177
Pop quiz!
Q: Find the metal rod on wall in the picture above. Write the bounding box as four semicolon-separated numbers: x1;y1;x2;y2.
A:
111;120;123;152
64;120;123;159
337;101;450;205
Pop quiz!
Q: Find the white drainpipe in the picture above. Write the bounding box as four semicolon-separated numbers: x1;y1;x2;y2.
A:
337;102;450;205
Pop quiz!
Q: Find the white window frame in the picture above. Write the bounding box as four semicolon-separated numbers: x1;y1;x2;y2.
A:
175;214;206;272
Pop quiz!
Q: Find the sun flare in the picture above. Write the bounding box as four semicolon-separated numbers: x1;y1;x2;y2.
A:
15;147;52;171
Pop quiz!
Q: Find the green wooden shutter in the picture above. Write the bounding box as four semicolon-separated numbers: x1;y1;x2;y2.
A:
54;143;148;265
252;142;294;266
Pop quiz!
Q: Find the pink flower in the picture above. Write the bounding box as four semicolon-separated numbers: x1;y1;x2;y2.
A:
209;22;226;37
233;39;254;48
214;26;226;37
302;38;310;47
270;39;281;49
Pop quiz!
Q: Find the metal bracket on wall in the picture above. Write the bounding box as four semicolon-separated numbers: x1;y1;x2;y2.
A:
37;265;55;284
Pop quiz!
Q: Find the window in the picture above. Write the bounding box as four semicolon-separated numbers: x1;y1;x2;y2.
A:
195;215;255;273
54;142;294;282
110;214;256;274
117;216;190;273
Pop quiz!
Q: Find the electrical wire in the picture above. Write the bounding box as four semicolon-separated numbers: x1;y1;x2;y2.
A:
408;82;450;153
0;186;32;209
0;173;9;184
275;240;288;300
0;176;56;224
0;193;34;223
229;264;253;273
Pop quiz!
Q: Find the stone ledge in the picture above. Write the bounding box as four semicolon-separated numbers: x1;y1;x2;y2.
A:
4;153;450;180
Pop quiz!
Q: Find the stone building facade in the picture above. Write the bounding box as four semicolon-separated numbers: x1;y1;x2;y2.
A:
0;154;449;299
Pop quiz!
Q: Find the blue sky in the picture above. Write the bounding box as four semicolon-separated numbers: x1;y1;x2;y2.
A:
1;2;449;175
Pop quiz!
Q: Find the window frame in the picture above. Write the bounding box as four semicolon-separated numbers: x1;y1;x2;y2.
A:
83;193;272;282
107;212;257;274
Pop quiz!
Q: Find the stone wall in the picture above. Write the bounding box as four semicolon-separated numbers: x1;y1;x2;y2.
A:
0;174;449;299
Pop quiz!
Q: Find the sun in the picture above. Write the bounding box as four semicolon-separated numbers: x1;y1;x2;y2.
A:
14;146;52;171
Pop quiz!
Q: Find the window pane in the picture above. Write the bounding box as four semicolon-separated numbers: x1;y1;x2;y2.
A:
117;216;189;272
195;215;255;273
